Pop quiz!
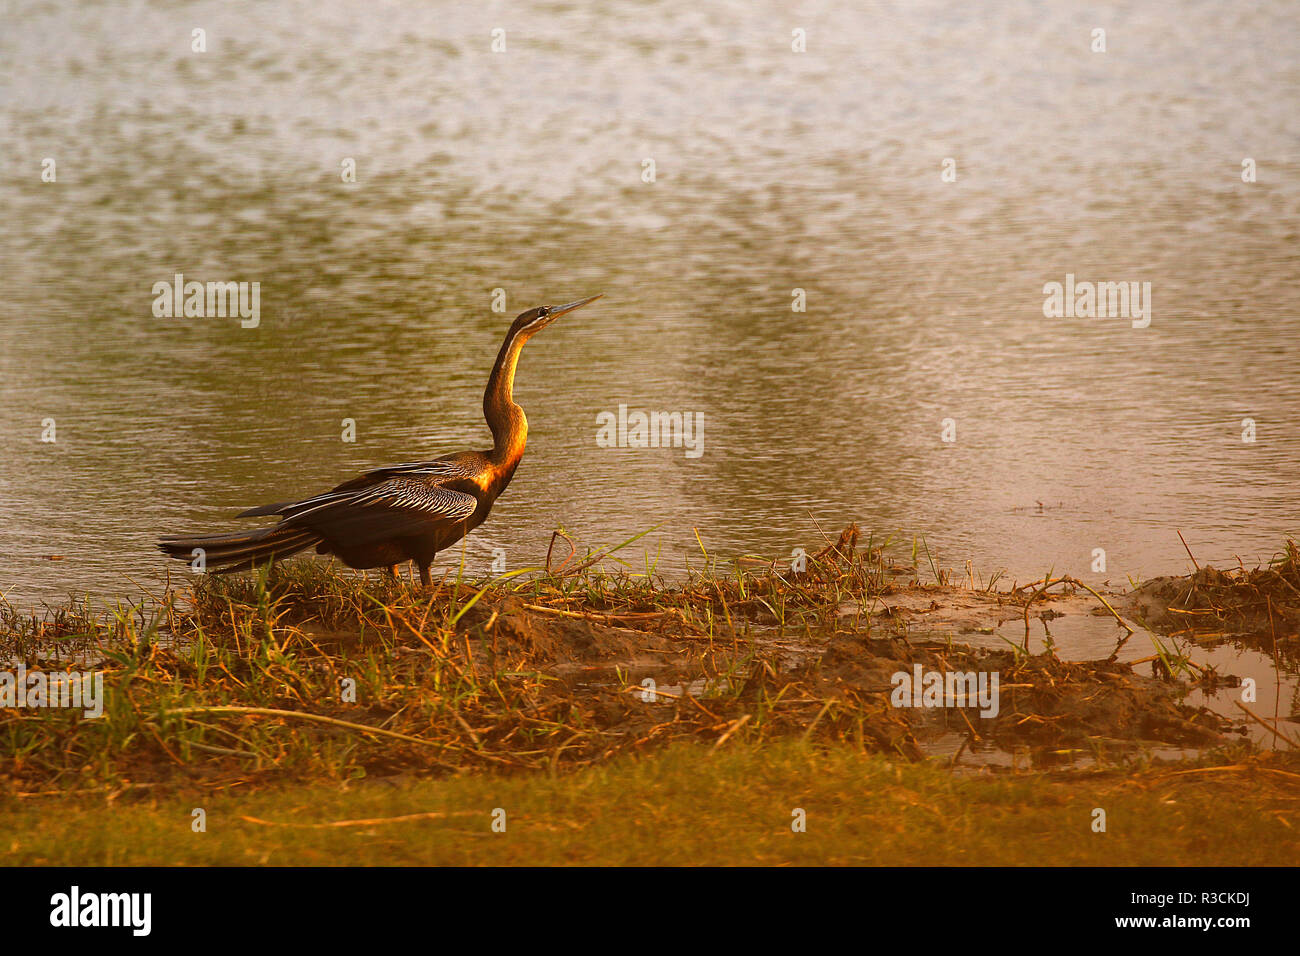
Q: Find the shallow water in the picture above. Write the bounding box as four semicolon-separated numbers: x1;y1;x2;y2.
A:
981;612;1297;751
2;0;1298;637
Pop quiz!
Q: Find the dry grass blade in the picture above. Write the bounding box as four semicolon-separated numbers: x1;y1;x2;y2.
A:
240;810;483;828
162;706;446;750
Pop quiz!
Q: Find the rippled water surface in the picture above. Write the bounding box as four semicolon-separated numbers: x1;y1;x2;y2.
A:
1;0;1298;611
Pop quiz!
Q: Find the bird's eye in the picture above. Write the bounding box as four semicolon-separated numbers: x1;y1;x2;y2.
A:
537;308;550;318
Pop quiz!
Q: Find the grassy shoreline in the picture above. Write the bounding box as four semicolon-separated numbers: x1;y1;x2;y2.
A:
3;528;1298;865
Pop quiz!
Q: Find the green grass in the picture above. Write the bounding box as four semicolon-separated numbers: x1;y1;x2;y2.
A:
4;741;1296;866
0;533;992;792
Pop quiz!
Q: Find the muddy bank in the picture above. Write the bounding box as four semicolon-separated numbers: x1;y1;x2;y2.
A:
475;592;1232;763
1123;544;1300;651
0;531;1278;793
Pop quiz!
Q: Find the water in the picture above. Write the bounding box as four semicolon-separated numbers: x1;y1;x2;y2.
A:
2;0;1298;621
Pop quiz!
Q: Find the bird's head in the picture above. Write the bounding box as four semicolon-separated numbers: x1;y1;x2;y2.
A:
510;294;603;339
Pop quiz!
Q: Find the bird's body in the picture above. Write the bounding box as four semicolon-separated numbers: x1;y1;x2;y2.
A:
158;295;601;585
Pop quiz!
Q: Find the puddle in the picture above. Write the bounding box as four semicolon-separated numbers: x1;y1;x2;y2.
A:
831;587;1298;757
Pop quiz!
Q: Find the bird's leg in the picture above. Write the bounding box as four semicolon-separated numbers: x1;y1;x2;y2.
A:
385;564;399;584
419;562;432;588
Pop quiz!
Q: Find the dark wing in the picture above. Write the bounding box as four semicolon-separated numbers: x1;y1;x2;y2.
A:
327;459;475;494
237;459;473;518
263;476;479;547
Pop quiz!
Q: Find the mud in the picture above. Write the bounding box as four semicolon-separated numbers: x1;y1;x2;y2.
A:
463;587;1235;766
3;538;1279;789
1124;560;1300;649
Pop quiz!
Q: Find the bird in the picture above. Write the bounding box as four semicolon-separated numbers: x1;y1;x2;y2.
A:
158;294;602;586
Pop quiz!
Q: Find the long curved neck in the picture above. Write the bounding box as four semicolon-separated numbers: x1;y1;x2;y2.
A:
482;326;531;467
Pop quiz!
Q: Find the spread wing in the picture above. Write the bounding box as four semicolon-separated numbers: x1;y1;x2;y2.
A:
237;459;475;517
236;466;478;547
326;458;476;493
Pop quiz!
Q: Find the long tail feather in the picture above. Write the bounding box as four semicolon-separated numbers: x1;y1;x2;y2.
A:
157;524;320;572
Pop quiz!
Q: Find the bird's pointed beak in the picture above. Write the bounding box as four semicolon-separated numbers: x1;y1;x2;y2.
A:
548;294;603;319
